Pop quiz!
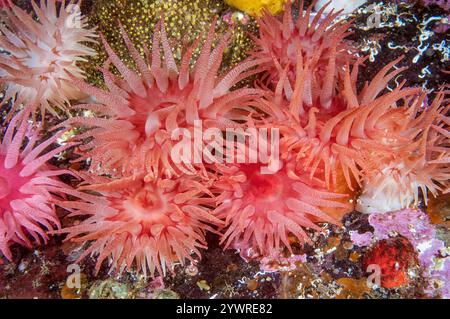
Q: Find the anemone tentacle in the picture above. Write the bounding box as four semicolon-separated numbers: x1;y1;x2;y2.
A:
213;161;353;256
0;110;78;260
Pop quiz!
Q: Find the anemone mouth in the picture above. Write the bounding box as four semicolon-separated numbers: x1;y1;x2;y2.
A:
0;176;10;199
0;157;30;208
58;175;221;276
112;187;172;229
239;164;287;204
248;173;283;200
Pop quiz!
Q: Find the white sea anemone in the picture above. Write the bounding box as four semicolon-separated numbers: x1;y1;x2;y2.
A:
0;0;96;118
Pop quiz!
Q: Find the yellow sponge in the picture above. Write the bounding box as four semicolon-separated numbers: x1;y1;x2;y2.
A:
225;0;287;17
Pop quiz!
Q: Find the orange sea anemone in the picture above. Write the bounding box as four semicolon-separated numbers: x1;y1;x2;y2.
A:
62;19;264;180
357;92;450;213
213;161;352;257
252;0;355;109
254;56;423;190
58;174;222;277
0;0;96;119
0;110;77;260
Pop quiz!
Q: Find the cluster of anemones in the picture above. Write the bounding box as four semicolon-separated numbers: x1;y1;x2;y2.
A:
45;0;354;273
53;0;363;271
245;2;449;215
0;0;448;278
60;20;264;180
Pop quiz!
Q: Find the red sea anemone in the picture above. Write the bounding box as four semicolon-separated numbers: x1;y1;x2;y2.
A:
61;20;264;180
58;174;222;277
213;161;352;256
0;0;96;119
0;110;76;260
252;0;355;109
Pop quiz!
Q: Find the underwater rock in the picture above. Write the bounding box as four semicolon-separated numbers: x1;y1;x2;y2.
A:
88;279;130;299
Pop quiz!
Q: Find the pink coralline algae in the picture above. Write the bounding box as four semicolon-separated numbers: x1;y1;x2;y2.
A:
349;230;373;247
369;209;449;298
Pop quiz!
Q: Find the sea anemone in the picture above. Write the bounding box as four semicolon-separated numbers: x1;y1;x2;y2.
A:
58;174;222;277
0;0;96;119
62;19;263;180
357;92;450;213
254;56;423;190
252;0;355;109
0;110;76;260
213;161;352;256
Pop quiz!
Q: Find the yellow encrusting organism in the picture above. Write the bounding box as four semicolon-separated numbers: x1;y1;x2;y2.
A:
225;0;287;17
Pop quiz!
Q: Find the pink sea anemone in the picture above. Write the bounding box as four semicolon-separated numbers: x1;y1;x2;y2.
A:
61;20;264;180
0;0;96;119
0;110;77;260
58;174;222;277
213;161;352;256
252;0;355;109
357;92;450;213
